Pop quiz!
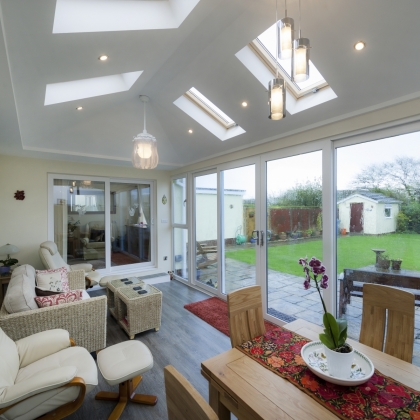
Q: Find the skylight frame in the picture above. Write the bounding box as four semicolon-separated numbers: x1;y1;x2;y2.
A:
251;35;329;99
185;88;236;129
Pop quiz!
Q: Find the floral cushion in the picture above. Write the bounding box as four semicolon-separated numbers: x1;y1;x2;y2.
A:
34;290;82;308
35;267;69;293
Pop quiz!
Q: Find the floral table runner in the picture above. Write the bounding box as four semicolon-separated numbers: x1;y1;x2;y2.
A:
237;327;420;419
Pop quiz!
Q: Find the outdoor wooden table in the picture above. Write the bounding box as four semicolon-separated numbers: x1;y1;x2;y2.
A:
339;265;420;316
201;319;420;420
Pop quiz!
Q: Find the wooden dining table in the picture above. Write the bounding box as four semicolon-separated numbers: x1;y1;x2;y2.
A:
201;319;420;419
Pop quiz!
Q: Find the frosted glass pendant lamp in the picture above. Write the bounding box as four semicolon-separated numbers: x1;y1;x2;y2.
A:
269;0;286;120
132;96;159;169
277;0;294;59
292;0;310;82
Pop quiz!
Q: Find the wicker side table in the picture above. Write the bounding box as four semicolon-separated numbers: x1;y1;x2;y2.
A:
106;278;144;319
115;284;162;339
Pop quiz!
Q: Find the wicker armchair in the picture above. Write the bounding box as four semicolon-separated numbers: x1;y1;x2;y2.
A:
0;269;107;353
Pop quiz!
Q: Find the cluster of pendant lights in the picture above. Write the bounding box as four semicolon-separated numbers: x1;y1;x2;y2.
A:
132;95;159;169
269;0;310;120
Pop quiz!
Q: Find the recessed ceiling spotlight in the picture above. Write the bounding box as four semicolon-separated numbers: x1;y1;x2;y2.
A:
98;55;108;61
241;101;248;107
76;106;83;110
354;41;365;51
188;129;193;134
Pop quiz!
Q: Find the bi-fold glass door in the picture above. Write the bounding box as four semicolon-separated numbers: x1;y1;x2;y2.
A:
49;175;154;274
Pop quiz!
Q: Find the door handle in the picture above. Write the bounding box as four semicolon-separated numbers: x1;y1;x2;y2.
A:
260;230;264;246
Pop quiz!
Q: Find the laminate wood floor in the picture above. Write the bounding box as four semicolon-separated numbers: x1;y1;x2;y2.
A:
67;280;231;420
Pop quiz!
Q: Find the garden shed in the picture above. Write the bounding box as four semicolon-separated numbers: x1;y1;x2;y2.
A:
337;191;402;235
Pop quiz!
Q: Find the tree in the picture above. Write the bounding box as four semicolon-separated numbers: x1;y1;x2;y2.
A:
270;179;322;207
352;157;420;201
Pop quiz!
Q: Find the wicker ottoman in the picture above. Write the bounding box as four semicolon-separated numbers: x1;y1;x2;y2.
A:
106;277;145;319
115;284;162;339
95;340;157;419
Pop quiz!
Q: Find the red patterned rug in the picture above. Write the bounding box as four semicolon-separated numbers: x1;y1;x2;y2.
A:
184;297;277;336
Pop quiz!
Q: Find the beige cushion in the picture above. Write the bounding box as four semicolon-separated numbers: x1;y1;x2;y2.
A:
16;329;70;369
4;274;37;314
0;328;19;391
97;341;153;386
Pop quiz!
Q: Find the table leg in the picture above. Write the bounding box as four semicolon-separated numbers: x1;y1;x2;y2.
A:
209;382;230;420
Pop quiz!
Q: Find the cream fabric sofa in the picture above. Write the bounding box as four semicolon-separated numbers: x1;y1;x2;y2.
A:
81;220;118;260
0;328;97;420
39;241;101;287
0;265;106;353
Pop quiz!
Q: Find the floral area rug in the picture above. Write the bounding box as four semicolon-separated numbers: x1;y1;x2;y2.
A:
184;297;277;336
238;327;420;420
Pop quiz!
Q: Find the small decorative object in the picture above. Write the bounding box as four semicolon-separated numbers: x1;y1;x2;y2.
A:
279;232;287;240
377;253;390;270
391;258;402;270
0;243;20;274
298;257;356;379
128;207;135;216
162;195;167;205
14;190;25;200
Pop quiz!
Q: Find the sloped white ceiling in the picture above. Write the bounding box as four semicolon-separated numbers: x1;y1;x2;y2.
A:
1;0;420;169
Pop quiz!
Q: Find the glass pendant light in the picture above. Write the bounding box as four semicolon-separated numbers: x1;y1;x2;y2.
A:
277;0;294;60
132;96;159;169
292;0;310;82
269;0;286;120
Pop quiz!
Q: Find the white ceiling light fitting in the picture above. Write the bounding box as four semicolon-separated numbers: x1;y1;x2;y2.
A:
269;0;286;120
292;0;310;82
277;0;294;60
132;95;159;170
354;41;365;51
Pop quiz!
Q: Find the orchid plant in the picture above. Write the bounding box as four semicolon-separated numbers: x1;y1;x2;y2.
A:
298;257;348;352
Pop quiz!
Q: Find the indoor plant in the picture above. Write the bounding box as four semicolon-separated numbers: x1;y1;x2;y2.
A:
68;219;80;237
298;257;354;378
0;256;18;274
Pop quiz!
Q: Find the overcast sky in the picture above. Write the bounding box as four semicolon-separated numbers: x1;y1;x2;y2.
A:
196;131;420;199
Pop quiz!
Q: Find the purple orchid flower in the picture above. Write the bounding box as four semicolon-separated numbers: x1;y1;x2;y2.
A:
320;274;329;289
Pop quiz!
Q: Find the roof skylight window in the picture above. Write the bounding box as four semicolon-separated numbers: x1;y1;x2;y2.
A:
185;88;236;129
255;23;328;98
174;88;245;141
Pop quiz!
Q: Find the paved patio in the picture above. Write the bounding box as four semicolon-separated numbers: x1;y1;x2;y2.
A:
196;258;420;366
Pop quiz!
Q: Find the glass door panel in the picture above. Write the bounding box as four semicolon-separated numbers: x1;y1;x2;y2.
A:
52;179;106;269
265;151;323;323
194;172;218;290
110;182;151;267
221;164;257;294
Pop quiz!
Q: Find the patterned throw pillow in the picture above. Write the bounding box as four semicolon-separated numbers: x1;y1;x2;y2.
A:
35;267;69;293
34;290;82;308
35;287;62;297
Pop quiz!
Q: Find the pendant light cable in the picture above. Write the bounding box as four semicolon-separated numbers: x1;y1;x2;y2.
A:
275;0;279;78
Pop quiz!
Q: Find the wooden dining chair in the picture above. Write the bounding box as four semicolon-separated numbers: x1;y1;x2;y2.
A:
360;283;415;363
164;365;218;420
227;285;266;348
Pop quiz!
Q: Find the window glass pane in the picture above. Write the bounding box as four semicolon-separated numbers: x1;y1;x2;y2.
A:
266;151;323;323
195;173;218;289
111;182;151;267
174;228;188;281
53;179;105;269
173;177;187;225
336;134;420;365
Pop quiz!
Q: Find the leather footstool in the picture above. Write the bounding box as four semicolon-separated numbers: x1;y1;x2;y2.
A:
95;340;157;420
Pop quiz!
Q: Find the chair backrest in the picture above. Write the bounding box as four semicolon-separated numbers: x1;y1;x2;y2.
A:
39;241;69;271
227;285;265;348
164;365;218;420
0;328;20;392
360;283;415;363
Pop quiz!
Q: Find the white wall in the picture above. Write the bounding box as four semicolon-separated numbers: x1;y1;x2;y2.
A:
376;203;399;234
0;155;171;273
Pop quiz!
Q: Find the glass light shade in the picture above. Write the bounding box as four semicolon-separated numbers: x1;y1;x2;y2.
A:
292;37;310;82
0;243;19;257
132;130;159;169
277;17;294;60
268;78;286;120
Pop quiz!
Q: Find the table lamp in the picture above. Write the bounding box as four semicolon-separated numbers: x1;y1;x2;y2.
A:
0;243;20;274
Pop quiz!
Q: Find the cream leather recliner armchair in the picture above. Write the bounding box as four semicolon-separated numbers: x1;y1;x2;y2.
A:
39;241;101;287
0;328;97;420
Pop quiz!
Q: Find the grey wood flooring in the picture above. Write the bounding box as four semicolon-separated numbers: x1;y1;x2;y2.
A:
67;280;231;420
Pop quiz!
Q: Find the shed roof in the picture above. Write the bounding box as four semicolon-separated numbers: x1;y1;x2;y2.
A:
337;191;403;205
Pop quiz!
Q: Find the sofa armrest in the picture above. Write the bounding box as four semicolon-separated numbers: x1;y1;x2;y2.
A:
0;296;107;353
70;263;92;272
0;366;77;408
16;329;71;368
68;270;86;290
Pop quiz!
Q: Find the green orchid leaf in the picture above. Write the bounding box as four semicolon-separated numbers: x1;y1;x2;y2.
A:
337;318;347;334
323;312;339;341
338;326;348;346
319;333;335;350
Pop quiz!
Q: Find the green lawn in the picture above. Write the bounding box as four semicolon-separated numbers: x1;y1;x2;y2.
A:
225;234;420;278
